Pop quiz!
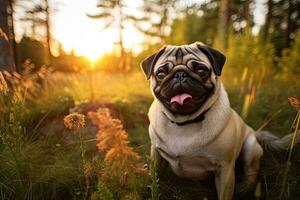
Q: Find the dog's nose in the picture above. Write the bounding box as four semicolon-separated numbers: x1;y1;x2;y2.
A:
174;71;187;83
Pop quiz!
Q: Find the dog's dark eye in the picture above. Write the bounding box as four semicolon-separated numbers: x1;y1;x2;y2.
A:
156;63;170;80
192;62;209;77
156;71;166;80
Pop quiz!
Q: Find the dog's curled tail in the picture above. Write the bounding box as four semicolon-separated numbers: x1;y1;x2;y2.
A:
256;130;300;152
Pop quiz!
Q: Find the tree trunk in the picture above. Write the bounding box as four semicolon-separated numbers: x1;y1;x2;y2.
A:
8;0;18;71
285;0;292;47
218;0;231;50
263;0;273;43
118;2;126;70
0;0;15;72
244;0;252;34
160;6;168;44
45;0;52;63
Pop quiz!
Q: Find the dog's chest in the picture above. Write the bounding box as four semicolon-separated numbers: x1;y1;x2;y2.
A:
150;122;219;179
148;92;233;179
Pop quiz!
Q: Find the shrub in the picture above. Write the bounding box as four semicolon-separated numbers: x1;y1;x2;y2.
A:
88;108;144;183
278;33;300;79
91;181;114;200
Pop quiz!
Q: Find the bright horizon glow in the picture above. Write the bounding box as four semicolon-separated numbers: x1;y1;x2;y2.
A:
14;0;265;60
60;29;115;61
51;0;144;60
52;0;115;60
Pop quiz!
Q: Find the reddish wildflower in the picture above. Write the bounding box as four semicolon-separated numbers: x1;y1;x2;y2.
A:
88;108;145;184
0;72;9;95
288;97;300;111
64;112;86;130
120;171;129;186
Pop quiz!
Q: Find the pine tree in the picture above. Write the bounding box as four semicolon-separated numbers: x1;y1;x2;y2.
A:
132;0;179;45
260;0;299;53
88;0;130;70
19;0;52;62
168;3;218;45
217;0;231;50
0;0;15;71
262;0;273;43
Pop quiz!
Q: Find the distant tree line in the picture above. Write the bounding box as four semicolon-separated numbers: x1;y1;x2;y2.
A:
0;0;299;72
0;0;52;72
167;0;299;53
0;0;15;71
88;0;298;59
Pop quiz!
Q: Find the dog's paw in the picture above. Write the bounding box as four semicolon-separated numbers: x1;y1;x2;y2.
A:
144;163;149;170
235;180;255;194
144;163;151;175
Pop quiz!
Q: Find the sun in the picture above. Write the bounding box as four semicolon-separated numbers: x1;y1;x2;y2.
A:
53;3;115;61
84;50;101;62
52;0;144;63
60;30;115;62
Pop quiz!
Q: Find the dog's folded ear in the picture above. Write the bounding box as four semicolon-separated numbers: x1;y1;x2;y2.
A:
140;46;166;80
196;43;226;76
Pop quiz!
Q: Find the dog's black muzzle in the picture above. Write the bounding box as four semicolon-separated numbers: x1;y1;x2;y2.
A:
173;70;188;83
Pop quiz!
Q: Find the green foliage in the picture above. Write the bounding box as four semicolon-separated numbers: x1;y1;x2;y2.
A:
51;54;90;72
0;70;84;199
17;36;47;69
224;34;275;77
91;181;114;200
269;29;287;55
0;111;83;200
149;158;160;200
134;0;178;43
258;0;299;54
279;33;300;77
221;33;300;134
168;3;218;45
95;53;124;73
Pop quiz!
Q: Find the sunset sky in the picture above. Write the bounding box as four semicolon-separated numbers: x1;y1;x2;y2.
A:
14;0;266;60
51;0;145;60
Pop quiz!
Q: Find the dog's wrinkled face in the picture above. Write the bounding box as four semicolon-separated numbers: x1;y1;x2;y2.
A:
141;43;226;115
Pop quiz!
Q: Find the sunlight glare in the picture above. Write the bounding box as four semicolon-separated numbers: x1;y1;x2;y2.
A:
59;29;115;61
52;0;144;60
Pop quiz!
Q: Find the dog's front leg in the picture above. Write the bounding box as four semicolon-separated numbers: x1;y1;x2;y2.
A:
150;145;168;176
149;125;168;176
242;134;263;184
215;163;235;200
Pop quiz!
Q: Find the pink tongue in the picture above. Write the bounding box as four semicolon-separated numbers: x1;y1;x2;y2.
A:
171;93;192;106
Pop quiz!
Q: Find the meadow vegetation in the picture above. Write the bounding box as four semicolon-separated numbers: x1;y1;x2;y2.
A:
0;33;299;199
0;0;300;198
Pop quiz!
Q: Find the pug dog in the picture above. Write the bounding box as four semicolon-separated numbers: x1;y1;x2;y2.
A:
140;42;264;200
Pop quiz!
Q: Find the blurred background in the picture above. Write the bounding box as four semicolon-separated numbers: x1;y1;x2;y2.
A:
0;0;299;199
0;0;299;73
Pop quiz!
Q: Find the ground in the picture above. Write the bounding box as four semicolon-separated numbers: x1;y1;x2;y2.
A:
1;71;299;199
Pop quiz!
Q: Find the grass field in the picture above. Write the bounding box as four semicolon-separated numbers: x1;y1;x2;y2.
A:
0;69;299;200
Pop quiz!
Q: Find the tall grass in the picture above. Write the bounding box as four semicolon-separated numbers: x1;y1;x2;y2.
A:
149;158;160;200
280;98;300;199
0;112;84;199
222;34;299;134
0;68;83;199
